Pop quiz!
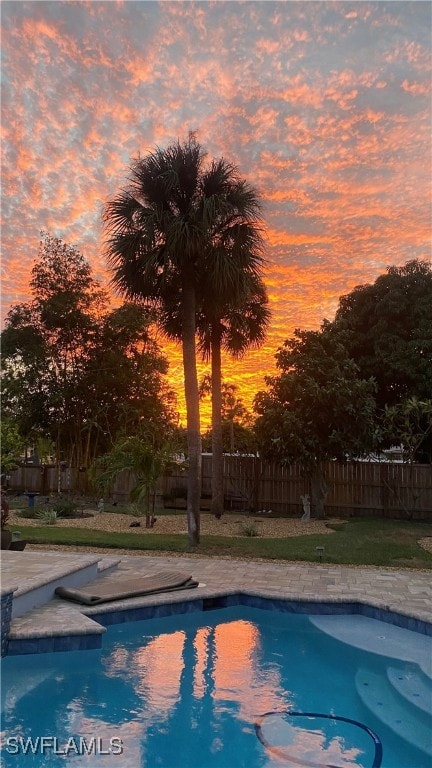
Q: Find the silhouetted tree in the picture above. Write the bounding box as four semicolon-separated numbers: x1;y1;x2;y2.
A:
105;136;265;543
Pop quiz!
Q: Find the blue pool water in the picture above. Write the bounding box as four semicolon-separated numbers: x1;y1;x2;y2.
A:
1;606;431;768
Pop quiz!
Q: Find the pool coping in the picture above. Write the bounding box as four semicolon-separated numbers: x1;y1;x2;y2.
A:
6;588;432;656
4;551;431;657
86;589;432;635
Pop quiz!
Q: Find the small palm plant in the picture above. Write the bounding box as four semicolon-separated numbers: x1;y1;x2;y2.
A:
36;508;58;526
238;521;259;537
90;434;176;528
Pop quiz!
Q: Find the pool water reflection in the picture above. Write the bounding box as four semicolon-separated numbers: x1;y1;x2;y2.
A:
1;606;431;768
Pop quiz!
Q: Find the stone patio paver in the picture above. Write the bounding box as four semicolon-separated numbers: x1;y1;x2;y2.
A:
2;551;431;645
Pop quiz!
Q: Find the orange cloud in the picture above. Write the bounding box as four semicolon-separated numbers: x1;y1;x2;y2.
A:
1;1;430;428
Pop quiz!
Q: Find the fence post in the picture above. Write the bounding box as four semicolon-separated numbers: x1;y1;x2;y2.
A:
380;463;390;516
252;457;261;513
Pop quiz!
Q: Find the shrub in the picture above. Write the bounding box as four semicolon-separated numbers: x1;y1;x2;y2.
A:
50;498;78;518
238;521;259;537
1;490;10;528
16;509;39;519
127;503;142;517
36;509;58;526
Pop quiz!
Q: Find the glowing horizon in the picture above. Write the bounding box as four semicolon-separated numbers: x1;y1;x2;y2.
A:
2;2;431;427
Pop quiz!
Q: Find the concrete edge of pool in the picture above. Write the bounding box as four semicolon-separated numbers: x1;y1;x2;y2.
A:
2;551;431;656
5;590;432;656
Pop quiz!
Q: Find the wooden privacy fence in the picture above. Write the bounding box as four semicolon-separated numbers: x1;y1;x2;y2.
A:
7;457;432;519
162;456;432;520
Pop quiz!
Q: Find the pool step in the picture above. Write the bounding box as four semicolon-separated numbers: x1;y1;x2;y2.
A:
97;556;122;575
419;659;432;681
1;551;120;619
7;598;107;655
387;666;432;716
310;615;432;674
355;668;432;757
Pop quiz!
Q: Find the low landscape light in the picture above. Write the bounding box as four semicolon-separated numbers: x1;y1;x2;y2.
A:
315;545;325;563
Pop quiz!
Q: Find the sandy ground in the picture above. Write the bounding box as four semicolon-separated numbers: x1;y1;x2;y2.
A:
10;509;431;560
9;510;338;538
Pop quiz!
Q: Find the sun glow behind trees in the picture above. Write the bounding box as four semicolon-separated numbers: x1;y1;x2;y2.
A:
2;2;431;414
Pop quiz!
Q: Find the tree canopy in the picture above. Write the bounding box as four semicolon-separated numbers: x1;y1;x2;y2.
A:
200;377;257;455
1;233;176;467
253;258;432;495
254;328;377;516
383;397;432;464
0;419;26;476
255;328;377;465
331;259;432;409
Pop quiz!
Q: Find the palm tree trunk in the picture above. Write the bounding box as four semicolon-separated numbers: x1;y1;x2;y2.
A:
182;281;201;545
211;325;224;519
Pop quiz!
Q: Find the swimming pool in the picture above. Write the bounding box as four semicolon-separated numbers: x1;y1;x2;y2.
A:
1;606;431;767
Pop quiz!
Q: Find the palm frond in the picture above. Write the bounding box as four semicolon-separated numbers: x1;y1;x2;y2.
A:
104;137;269;355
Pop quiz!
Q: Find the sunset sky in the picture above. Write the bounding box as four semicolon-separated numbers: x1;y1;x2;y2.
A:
2;1;431;424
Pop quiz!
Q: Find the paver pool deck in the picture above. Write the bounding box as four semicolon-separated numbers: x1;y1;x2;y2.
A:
1;550;431;652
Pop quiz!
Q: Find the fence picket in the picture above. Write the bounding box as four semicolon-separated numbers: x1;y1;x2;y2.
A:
7;457;432;520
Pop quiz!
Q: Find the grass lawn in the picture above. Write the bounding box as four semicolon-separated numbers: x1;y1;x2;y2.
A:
10;518;432;569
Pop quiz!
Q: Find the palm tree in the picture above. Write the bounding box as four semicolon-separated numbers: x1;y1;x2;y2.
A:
104;135;264;544
198;277;270;517
162;276;270;518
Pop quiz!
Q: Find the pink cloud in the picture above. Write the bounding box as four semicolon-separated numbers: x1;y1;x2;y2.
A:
1;1;430;421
